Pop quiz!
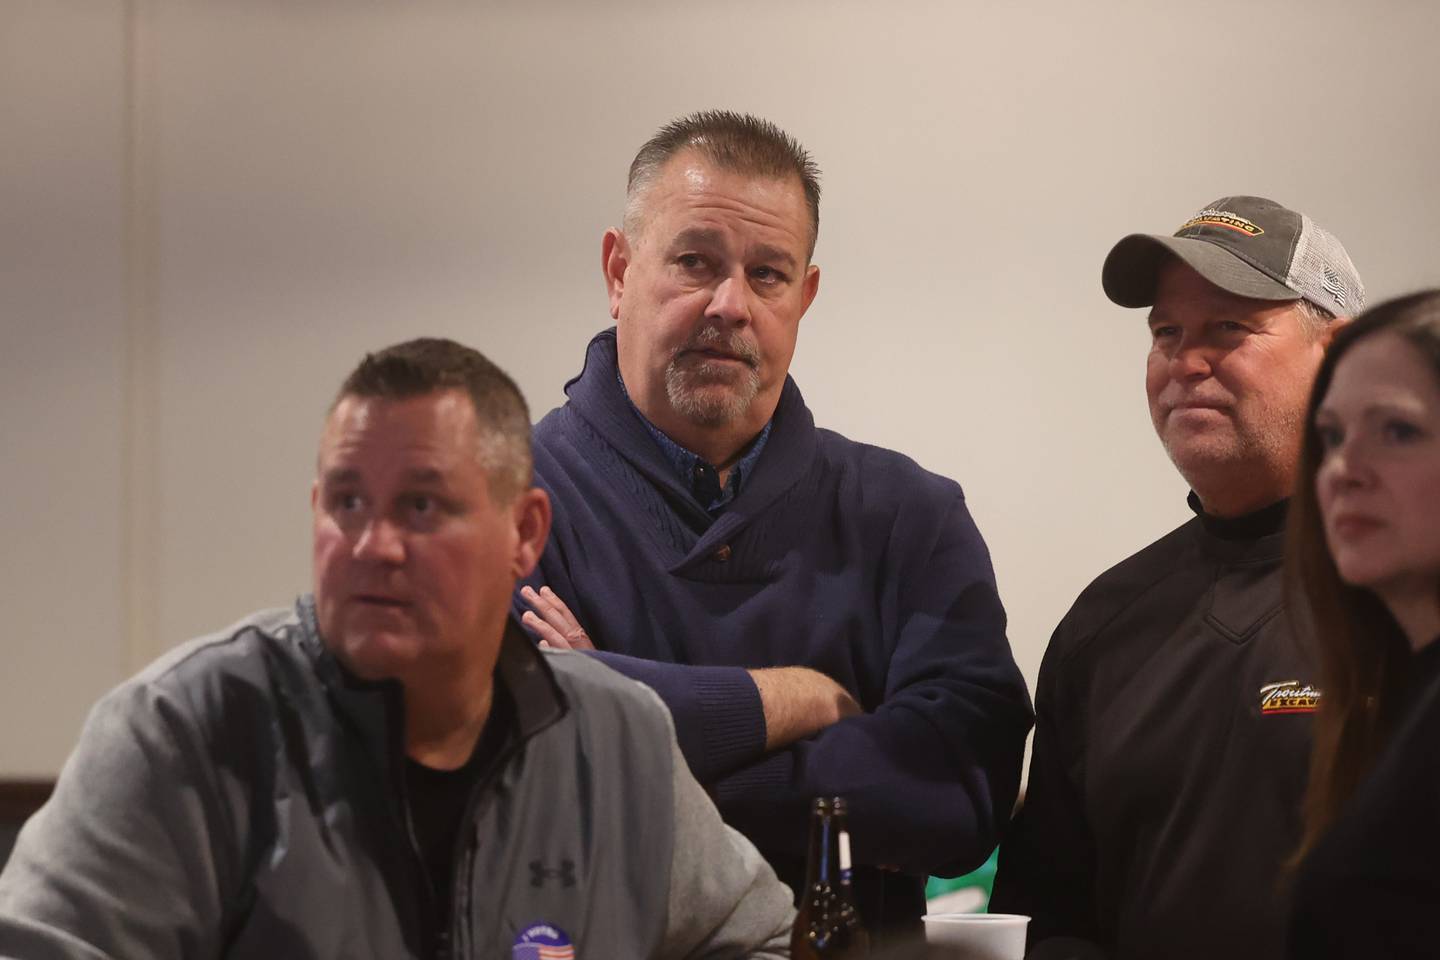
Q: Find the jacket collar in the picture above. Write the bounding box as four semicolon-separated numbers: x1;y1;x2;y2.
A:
295;595;568;779
1186;492;1289;563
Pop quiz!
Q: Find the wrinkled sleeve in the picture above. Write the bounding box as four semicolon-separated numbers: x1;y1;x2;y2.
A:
989;623;1105;947
0;680;238;960
586;651;766;783
515;507;770;785
658;733;795;959
520;441;1033;876
582;494;1032;877
701;494;1033;876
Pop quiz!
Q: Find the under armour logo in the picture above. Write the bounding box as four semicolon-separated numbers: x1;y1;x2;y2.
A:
529;858;577;888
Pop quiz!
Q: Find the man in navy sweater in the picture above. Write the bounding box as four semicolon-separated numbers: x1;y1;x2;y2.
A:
517;111;1032;937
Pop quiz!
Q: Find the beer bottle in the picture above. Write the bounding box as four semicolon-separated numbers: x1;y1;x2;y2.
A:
791;796;870;958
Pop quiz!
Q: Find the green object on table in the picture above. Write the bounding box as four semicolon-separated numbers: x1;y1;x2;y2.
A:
925;846;998;909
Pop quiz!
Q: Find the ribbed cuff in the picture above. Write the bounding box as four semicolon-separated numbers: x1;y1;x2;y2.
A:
690;667;767;778
586;652;767;782
711;749;792;808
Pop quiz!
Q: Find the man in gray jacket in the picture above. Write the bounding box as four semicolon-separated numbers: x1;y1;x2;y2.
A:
0;338;795;959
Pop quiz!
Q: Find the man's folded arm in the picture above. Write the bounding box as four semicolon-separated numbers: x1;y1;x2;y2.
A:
516;540;833;782
705;594;1032;878
584;654;863;783
585;651;770;781
599;497;1032;877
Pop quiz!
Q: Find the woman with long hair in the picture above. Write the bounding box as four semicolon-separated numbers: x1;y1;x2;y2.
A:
1285;289;1440;955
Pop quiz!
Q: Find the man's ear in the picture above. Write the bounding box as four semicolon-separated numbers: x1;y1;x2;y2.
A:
602;228;631;321
510;487;552;579
1320;314;1352;349
800;263;821;318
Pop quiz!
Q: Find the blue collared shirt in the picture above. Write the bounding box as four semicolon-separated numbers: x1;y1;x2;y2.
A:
619;374;771;513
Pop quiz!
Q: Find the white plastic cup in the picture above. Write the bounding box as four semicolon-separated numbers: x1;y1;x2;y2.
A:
921;912;1030;960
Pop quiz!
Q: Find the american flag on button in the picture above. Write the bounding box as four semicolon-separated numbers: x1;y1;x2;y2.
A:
512;923;576;960
513;945;575;960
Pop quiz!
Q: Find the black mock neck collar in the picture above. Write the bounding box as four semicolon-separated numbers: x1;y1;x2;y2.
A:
1187;490;1288;542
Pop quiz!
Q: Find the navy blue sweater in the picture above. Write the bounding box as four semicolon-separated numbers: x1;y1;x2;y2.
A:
520;329;1032;927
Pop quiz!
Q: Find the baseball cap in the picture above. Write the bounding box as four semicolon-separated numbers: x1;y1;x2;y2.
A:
1102;195;1365;316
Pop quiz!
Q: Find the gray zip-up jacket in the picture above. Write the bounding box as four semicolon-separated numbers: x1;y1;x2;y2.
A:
0;598;794;959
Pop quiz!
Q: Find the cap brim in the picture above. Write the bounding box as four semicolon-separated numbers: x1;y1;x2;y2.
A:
1101;234;1298;307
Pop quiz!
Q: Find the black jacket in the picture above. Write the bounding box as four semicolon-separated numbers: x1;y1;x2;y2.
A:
991;498;1317;959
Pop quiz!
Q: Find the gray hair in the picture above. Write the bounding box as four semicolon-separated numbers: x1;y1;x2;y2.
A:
1295;297;1339;340
623;110;821;258
332;338;532;502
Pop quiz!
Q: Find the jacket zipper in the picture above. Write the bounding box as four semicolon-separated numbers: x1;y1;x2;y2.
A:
444;734;522;959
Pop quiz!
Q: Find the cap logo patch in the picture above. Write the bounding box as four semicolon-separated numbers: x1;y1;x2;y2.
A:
1322;266;1349;309
1179;209;1265;238
1260;680;1320;715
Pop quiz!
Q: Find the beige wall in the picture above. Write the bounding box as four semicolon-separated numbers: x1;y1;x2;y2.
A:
3;2;130;776
3;0;1437;776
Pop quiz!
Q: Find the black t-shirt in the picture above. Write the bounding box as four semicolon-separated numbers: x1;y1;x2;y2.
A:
404;681;514;957
1288;636;1440;958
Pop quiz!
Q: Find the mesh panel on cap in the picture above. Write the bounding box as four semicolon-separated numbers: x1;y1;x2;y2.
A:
1288;214;1366;315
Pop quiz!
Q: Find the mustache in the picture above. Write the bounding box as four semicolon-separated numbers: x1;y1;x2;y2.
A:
676;325;760;367
1159;388;1233;410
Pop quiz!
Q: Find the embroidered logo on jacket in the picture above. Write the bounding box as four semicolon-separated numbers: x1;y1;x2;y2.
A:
1259;680;1321;714
529;858;577;888
513;923;576;959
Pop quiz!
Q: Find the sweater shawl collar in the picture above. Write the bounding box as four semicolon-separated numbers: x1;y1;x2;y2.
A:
563;327;819;569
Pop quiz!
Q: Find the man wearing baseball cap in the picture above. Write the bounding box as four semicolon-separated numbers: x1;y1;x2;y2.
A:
989;197;1364;958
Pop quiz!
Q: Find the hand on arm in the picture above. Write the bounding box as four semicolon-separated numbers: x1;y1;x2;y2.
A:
519;584;595;651
516;583;861;778
520;585;859;745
